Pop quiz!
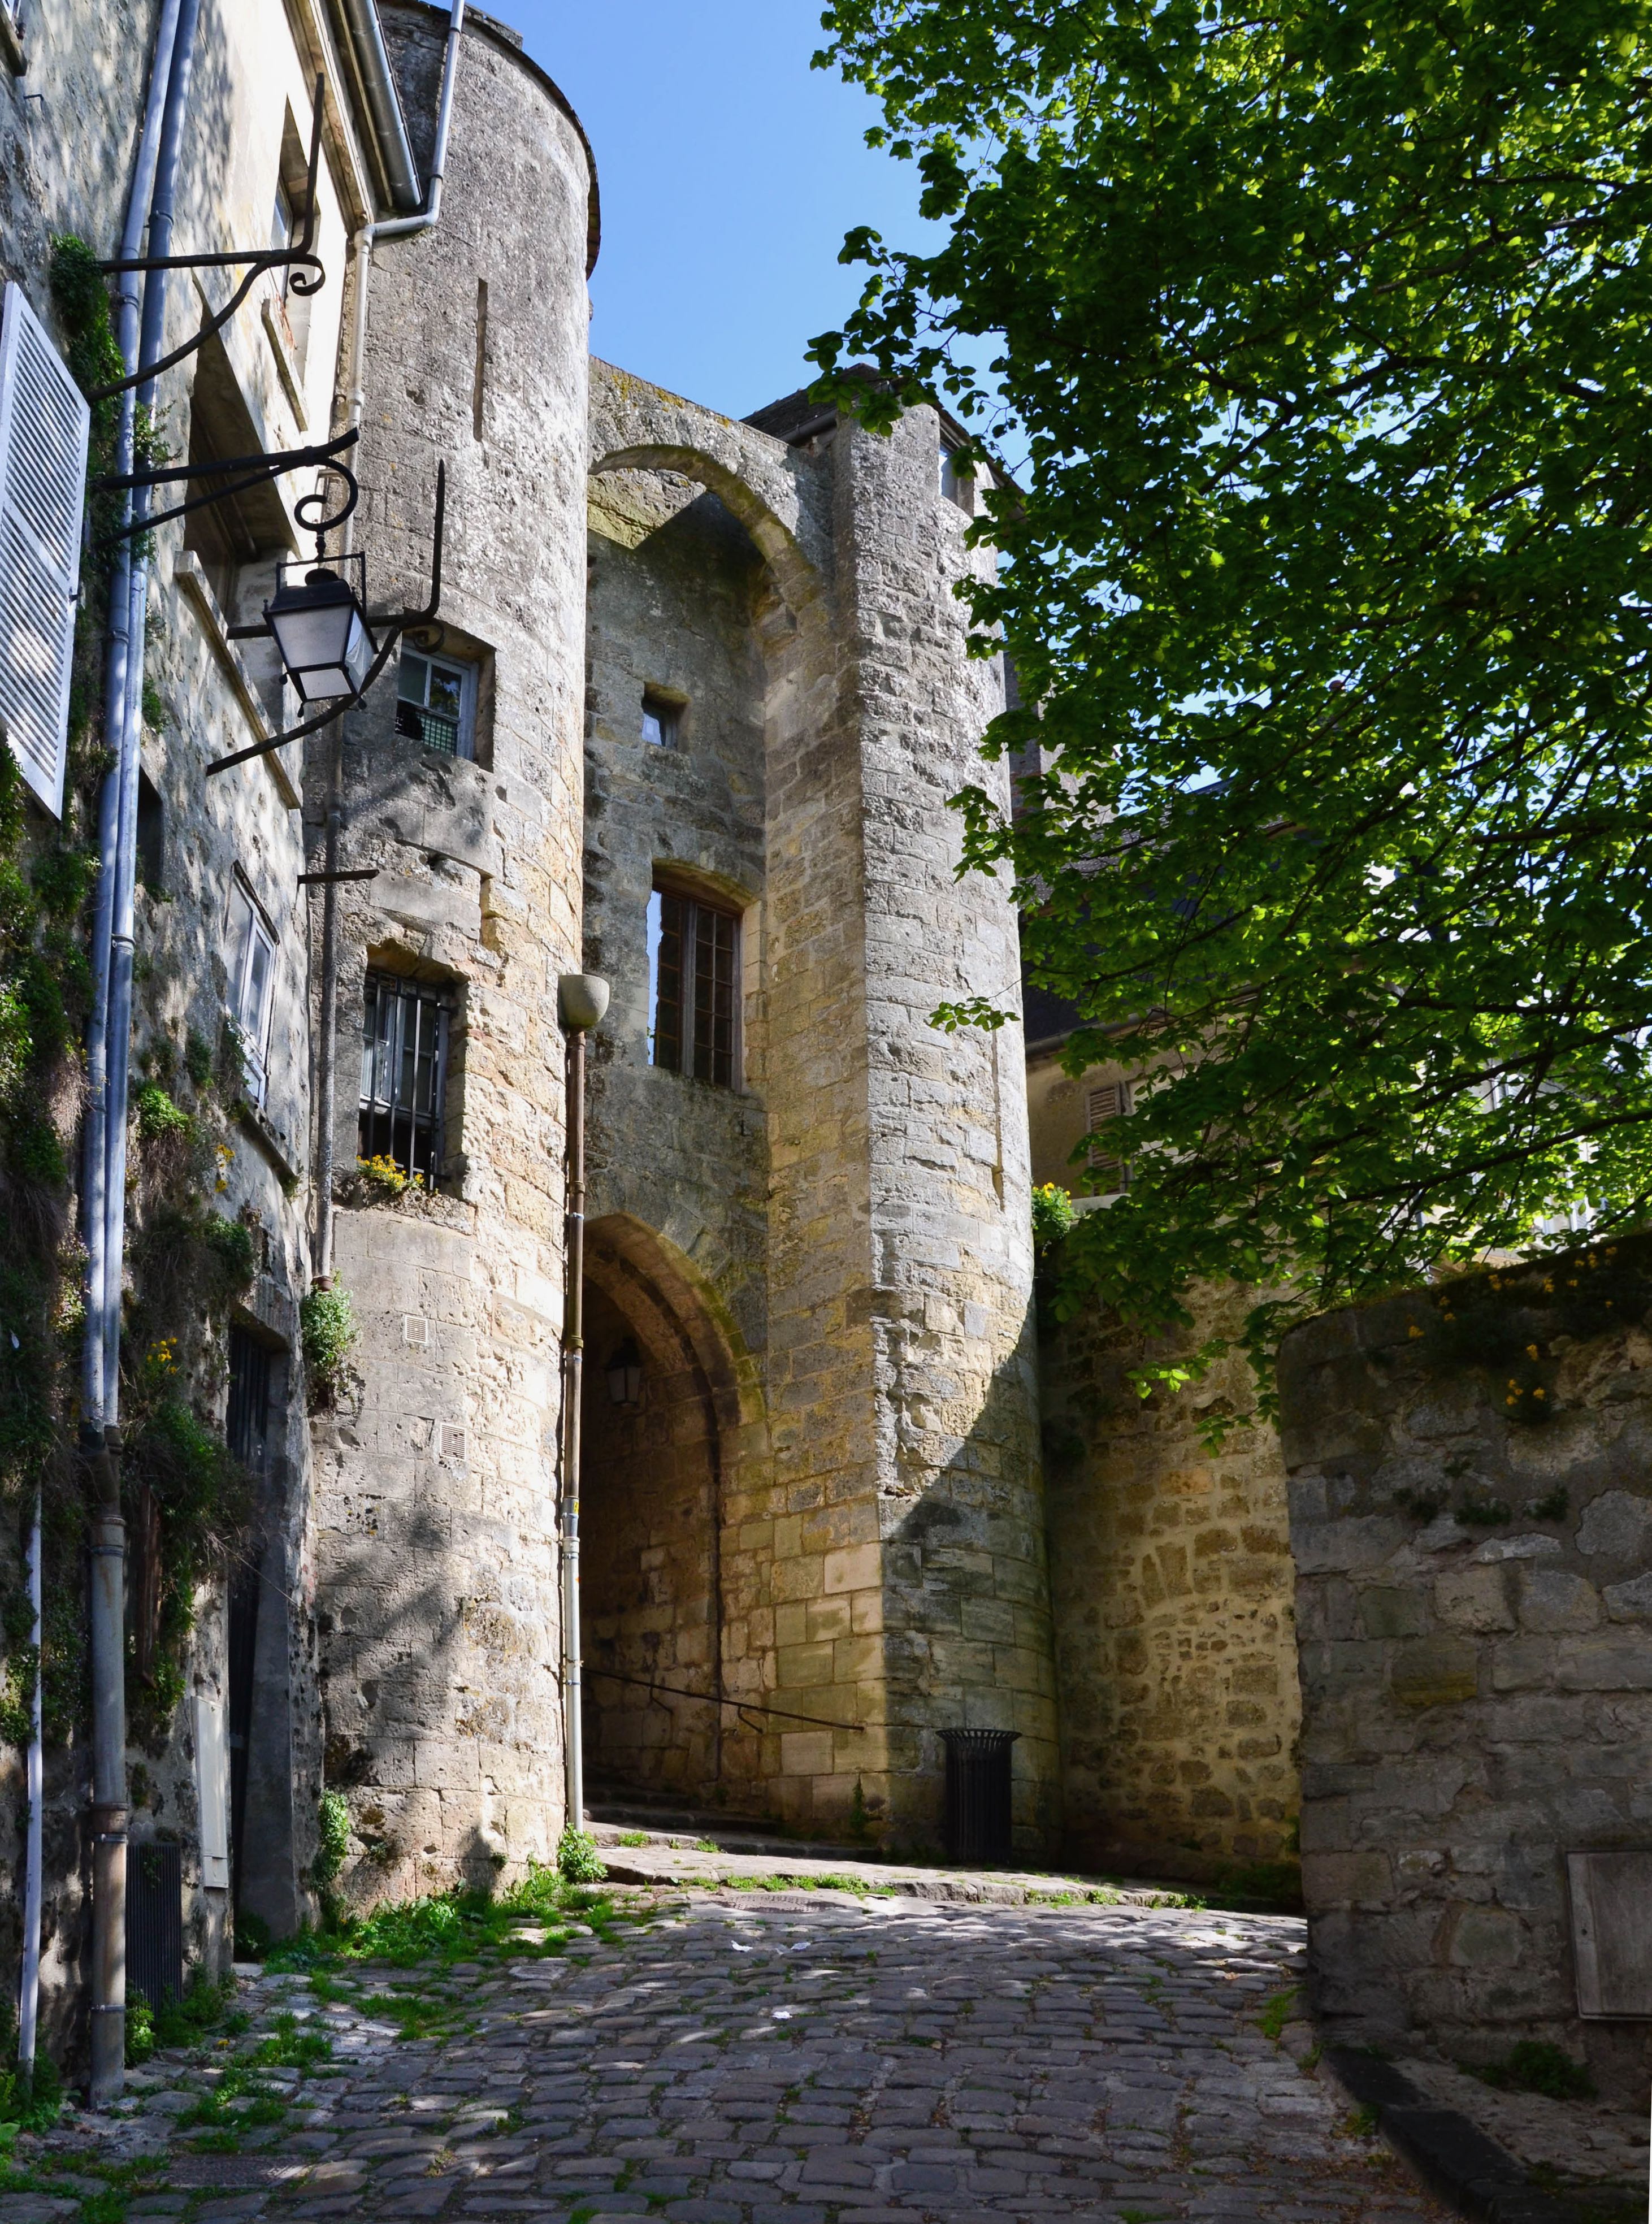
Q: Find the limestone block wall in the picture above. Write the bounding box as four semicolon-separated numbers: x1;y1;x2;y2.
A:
307;6;592;1900
1039;1290;1300;1884
1278;1240;1652;2097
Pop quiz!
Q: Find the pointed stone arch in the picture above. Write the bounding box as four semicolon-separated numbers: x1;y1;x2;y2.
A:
589;441;822;619
579;1213;769;1809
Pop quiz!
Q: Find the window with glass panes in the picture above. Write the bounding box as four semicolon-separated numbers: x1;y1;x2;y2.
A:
395;647;475;757
647;886;739;1087
358;972;449;1186
226;879;276;1106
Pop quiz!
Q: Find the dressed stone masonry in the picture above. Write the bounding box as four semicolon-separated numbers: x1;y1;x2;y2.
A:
306;3;592;1893
1278;1235;1652;2100
581;366;1057;1851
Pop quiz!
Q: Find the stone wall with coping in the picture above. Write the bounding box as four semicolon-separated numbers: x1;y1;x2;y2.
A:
1278;1239;1652;2097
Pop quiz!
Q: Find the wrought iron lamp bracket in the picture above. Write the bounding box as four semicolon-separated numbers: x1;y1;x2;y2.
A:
93;427;360;545
205;460;448;778
90;75;329;402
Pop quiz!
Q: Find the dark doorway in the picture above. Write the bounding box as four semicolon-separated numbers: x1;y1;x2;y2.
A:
579;1274;724;1802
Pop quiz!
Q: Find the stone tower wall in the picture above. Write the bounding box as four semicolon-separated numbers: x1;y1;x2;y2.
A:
582;371;1056;1853
831;410;1057;1852
306;5;592;1899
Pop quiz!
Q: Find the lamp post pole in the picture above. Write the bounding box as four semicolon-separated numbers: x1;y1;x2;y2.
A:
556;975;608;1840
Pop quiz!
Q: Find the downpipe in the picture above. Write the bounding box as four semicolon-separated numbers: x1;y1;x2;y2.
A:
80;0;200;2112
556;977;608;1835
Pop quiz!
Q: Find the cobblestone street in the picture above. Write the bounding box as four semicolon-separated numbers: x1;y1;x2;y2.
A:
5;1890;1460;2224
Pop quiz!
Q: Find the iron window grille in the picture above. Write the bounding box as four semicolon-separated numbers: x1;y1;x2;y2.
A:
648;886;740;1087
226;877;277;1108
1086;1080;1132;1194
395;645;475;757
359;970;449;1187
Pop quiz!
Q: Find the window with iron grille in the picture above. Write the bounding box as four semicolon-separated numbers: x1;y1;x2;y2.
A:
647;885;740;1087
395;647;475;757
1086;1080;1132;1193
358;971;449;1187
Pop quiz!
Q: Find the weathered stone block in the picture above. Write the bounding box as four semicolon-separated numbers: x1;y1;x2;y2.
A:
1389;1638;1480;1709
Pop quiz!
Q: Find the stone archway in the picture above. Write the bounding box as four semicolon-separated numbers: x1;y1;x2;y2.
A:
579;1213;765;1811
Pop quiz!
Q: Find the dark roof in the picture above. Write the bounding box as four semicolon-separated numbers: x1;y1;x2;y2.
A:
1022;973;1085;1055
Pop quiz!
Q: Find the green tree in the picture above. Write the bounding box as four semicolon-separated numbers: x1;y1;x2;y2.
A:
810;0;1652;1397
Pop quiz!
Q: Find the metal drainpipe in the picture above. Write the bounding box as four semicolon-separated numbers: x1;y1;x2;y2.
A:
560;1025;586;1835
78;0;189;2114
312;3;464;1293
556;978;608;1835
105;0;201;1404
16;1489;42;2079
311;722;343;1289
81;0;183;1428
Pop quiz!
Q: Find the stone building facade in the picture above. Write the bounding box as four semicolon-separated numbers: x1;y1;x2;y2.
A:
0;0;1063;2069
4;0;1647;2103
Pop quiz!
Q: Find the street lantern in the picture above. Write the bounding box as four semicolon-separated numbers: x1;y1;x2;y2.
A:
606;1338;643;1407
265;555;372;704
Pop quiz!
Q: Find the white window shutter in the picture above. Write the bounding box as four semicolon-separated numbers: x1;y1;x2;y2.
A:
1086;1080;1132;1193
194;1693;231;1889
0;282;90;818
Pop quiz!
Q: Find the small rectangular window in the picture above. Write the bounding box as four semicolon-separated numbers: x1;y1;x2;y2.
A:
1086;1080;1131;1194
396;647;476;757
940;442;973;512
641;690;680;748
226;878;277;1107
647;886;739;1087
359;970;449;1187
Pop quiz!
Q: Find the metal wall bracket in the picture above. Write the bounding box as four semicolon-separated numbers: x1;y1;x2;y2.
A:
91;75;329;402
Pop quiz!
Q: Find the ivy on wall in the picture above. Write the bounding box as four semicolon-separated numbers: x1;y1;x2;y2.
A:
0;242;257;1787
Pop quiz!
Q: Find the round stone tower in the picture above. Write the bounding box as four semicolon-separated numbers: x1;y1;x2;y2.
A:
304;3;594;1898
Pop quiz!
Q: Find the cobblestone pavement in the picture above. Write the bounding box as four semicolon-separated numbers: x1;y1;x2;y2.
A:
10;1891;1460;2224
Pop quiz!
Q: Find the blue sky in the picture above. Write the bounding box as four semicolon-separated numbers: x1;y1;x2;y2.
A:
497;0;940;421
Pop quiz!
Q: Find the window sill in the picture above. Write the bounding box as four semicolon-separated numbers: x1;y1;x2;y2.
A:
0;12;25;75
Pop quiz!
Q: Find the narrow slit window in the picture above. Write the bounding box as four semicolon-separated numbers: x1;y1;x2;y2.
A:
358;971;449;1187
1086;1080;1131;1194
641;690;680;748
396;648;476;757
647;885;739;1088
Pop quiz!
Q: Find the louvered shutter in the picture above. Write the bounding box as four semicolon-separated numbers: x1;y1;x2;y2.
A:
0;282;90;818
1086;1080;1132;1193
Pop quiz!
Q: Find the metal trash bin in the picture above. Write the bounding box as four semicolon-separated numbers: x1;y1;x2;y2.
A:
941;1728;1019;1866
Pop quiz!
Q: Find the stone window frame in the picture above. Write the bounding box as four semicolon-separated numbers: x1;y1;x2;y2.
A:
640;684;686;750
387;623;495;768
646;871;744;1091
225;869;279;1110
357;964;454;1190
